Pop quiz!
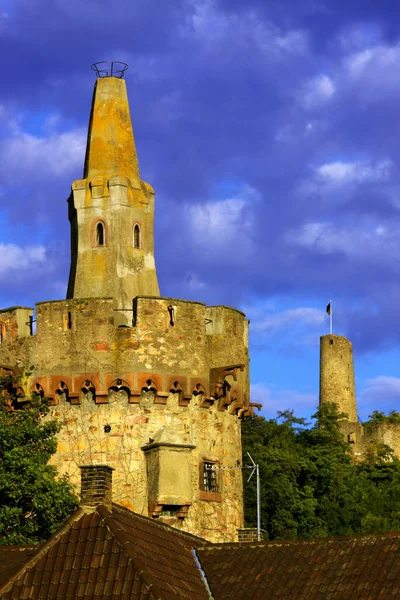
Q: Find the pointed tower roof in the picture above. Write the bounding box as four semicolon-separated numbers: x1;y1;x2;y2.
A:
83;65;140;181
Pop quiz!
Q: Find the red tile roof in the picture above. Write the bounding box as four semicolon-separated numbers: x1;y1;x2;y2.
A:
0;504;209;600
196;533;400;599
4;506;400;599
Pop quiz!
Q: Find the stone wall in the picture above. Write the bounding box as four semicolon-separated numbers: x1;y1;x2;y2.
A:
340;420;400;462
0;307;33;344
0;295;253;543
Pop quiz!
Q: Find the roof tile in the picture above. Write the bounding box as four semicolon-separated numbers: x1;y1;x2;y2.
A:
197;534;400;600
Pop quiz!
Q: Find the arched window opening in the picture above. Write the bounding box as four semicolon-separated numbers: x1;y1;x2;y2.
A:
133;224;140;249
96;222;105;246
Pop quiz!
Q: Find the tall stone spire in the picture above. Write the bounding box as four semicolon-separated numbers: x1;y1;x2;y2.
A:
67;63;160;315
83;76;140;181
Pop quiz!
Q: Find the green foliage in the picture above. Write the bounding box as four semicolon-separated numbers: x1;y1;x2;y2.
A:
242;403;400;540
364;410;400;432
0;373;78;545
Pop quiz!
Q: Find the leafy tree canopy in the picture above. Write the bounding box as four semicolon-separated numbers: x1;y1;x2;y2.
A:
0;371;78;545
242;403;400;540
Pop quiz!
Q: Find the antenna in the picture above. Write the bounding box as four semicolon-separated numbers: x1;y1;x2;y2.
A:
247;452;261;541
212;453;262;542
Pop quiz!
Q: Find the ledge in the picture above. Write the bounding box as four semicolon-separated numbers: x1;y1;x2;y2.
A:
199;491;222;503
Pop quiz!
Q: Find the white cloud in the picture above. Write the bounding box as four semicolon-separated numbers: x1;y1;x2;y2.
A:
251;307;325;333
186;0;307;59
286;219;400;265
186;185;256;258
295;39;400;110
345;44;400;80
299;74;336;109
0;243;46;278
189;197;246;237
0;128;86;183
341;43;400;101
316;159;392;185
297;159;392;201
359;376;400;408
251;382;318;419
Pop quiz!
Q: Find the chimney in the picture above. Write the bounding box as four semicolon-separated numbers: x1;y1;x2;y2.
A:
80;465;114;508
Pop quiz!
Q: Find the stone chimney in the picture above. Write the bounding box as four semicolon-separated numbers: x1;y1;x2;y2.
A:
80;465;114;508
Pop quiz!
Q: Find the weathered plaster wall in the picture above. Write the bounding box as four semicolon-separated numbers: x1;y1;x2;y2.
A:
67;177;159;307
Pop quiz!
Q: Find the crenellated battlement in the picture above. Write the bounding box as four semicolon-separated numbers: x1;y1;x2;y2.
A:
0;296;252;419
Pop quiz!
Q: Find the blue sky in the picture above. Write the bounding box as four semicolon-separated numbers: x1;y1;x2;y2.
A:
2;0;400;421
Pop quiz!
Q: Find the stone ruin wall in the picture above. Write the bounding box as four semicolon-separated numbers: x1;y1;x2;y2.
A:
339;420;400;463
0;297;253;543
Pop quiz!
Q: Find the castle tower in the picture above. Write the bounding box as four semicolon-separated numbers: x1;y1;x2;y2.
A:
0;62;256;543
319;334;357;422
67;66;159;312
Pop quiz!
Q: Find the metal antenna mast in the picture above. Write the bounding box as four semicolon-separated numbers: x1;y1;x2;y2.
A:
211;452;262;542
247;452;261;541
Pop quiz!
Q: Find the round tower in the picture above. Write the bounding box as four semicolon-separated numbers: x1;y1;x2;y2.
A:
319;334;357;422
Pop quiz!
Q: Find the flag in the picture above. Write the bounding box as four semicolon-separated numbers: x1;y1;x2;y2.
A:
326;302;331;315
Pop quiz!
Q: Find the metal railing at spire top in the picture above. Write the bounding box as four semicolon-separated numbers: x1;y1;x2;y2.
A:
91;61;129;79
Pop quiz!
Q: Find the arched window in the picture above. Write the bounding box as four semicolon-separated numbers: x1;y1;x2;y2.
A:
96;222;105;246
133;224;140;249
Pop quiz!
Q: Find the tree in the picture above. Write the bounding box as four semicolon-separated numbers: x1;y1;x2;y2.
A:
242;410;326;540
0;371;78;544
242;403;400;540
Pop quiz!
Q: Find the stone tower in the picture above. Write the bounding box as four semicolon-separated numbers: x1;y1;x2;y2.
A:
0;63;257;543
319;334;357;422
67;74;159;315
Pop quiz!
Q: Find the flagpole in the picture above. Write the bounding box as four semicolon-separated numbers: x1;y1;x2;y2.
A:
330;299;332;335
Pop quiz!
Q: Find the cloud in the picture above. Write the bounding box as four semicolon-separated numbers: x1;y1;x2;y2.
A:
358;376;400;417
251;382;318;419
345;44;400;81
0;128;85;183
185;186;256;259
335;41;400;103
286;219;400;266
316;159;392;185
298;159;392;200
0;243;46;279
251;306;325;334
299;74;336;109
186;0;308;59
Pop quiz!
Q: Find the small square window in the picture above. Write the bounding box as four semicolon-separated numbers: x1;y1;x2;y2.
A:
202;461;219;493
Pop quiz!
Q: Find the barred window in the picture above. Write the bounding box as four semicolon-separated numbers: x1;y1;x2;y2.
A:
203;461;218;493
